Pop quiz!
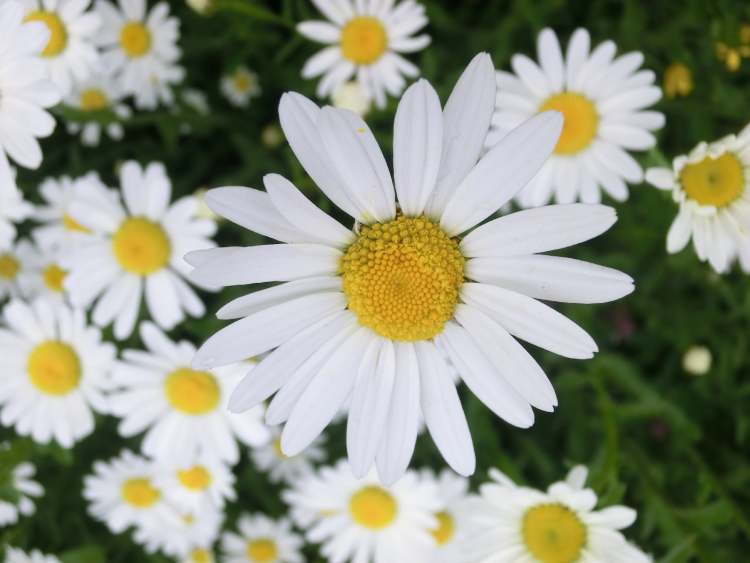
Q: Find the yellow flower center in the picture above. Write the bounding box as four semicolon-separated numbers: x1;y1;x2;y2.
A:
340;17;388;65
112;217;171;275
663;63;693;98
63;213;90;233
190;548;212;563
522;503;587;563
232;73;252;92
177;465;212;490
272;438;288;459
680;153;745;208
121;477;160;508
340;215;465;342
0;253;20;280
27;341;81;396
539;93;599;155
42;264;67;293
80;88;109;111
164;368;221;415
349;486;397;530
120;21;152;58
245;539;278;563
430;511;455;546
25;11;67;57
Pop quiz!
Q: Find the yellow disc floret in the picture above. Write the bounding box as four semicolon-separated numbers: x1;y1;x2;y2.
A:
663;63;693;98
0;253;20;280
680;153;745;208
112;217;171;275
120;21;152;58
121;477;161;507
80;88;109;111
164;368;221;415
245;539;278;563
63;213;90;233
340;215;465;342
340;17;387;65
25;11;67;57
190;548;212;563
177;465;212;490
27;341;81;396
539;92;599;155
349;486;397;530
42;264;67;293
430;511;455;545
522;503;587;563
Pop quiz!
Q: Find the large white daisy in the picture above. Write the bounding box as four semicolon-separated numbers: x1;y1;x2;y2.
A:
297;0;429;108
462;465;651;563
0;298;115;447
3;547;61;563
62;160;217;339
0;181;34;250
108;322;270;464
250;425;326;485
221;513;305;563
188;53;633;483
488;27;664;207
645;124;750;273
0;461;43;526
0;1;61;189
19;0;101;96
64;72;132;146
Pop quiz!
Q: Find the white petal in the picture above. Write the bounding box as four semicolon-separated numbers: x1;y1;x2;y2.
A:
644;167;674;190
511;54;551;99
538;28;564;92
565;28;590;89
666;210;692;253
297;20;341;43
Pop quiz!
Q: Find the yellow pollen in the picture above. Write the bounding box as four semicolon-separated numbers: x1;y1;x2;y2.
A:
164;368;221;415
80;88;109;111
680;153;745;208
539;92;599;155
42;264;67;293
190;548;212;563
121;477;160;508
430;511;455;546
340;17;387;65
522;503;587;563
245;539;278;562
120;21;152;58
340;215;465;342
0;253;20;279
177;465;212;490
27;341;81;396
112;217;171;275
663;63;693;98
349;486;397;530
25;11;67;57
63;213;90;233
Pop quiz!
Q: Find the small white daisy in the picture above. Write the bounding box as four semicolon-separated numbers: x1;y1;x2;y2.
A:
488;27;665;206
17;240;70;302
0;298;115;447
135;504;223;558
181;547;216;563
221;66;261;108
19;0;101;96
156;456;237;512
65;72;132;146
62;160;217;339
645;124;750;273
95;0;184;109
250;425;326;485
0;180;34;250
0;461;43;526
332;80;372;116
0;240;34;301
108;322;270;464
463;465;651;563
3;547;61;563
0;1;62;188
222;513;304;563
420;469;472;562
297;0;430;108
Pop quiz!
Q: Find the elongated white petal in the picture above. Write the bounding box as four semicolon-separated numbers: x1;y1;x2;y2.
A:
538;28;564;92
644;167;674;190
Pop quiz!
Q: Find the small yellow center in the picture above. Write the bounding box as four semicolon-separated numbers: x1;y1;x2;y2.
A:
27;341;81;396
340;215;464;342
177;465;212;490
245;539;278;563
663;63;693;98
43;264;67;293
121;477;160;508
25;11;67;57
0;253;20;279
430;511;455;546
680;153;745;208
232;73;252;92
190;548;212;563
164;368;221;415
63;213;90;233
112;217;171;275
120;21;152;58
349;486;397;530
272;438;288;459
539;93;599;155
522;503;587;563
340;17;387;65
80;88;109;111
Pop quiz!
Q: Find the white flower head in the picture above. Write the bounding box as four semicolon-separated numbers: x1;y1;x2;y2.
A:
419;469;472;562
0;462;44;527
0;240;35;301
135;504;223;558
682;345;712;376
65;72;132;146
156;456;237;512
221;513;304;563
3;547;61;563
15;239;71;303
332;80;372;116
250;424;326;485
221;66;261;108
0;180;33;250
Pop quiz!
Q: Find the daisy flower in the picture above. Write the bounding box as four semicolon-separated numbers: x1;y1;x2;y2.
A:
95;0;184;109
0;1;62;189
421;469;472;562
0;240;33;301
221;66;261;108
0;461;43;526
108;322;270;464
0;181;34;250
222;513;304;563
17;240;70;302
297;0;430;108
250;425;326;485
62;160;217;339
332;80;372;116
65;72;132;146
463;465;651;563
488;27;664;207
135;505;223;558
19;0;101;96
156;456;237;512
283;460;438;563
645;125;750;273
188;53;633;483
182;547;216;563
3;547;61;563
0;298;115;447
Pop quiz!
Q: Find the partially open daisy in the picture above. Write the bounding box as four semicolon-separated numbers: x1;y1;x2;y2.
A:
189;54;633;483
645;125;750;273
488;27;664;207
283;460;438;563
0;461;43;526
109;322;270;464
156;456;237;512
221;513;305;563
250;425;326;485
0;182;33;250
65;72;132;146
62;160;217;339
95;0;184;109
0;298;115;447
297;0;429;108
3;547;61;563
421;469;472;562
19;0;101;96
463;466;651;563
221;66;261;108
